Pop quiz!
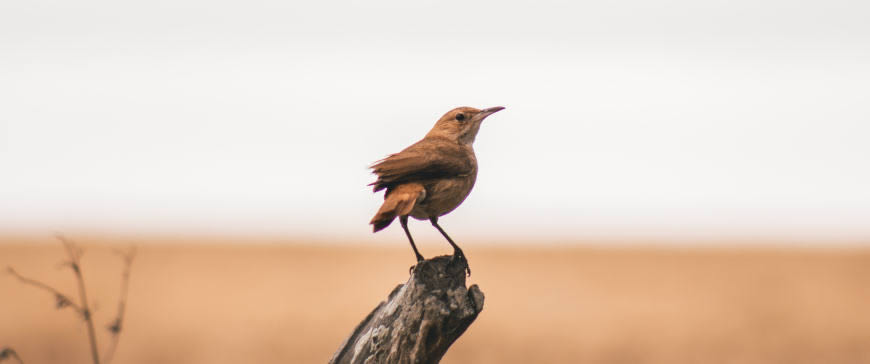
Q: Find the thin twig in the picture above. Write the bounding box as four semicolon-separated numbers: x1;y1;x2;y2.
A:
0;347;25;364
8;236;136;364
101;246;136;364
56;235;101;364
6;267;84;314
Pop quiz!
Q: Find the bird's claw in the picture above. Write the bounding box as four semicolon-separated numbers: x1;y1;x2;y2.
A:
450;249;471;276
409;254;425;274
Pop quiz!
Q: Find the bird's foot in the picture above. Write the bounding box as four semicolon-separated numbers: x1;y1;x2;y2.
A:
450;249;471;276
409;253;425;274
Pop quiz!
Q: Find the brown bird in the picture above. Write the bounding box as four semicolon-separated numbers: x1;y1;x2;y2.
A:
369;106;505;272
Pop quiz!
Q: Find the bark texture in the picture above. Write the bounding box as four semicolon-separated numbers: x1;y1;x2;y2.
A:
329;256;485;364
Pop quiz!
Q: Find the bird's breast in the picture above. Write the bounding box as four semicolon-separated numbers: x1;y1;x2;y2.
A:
410;169;477;220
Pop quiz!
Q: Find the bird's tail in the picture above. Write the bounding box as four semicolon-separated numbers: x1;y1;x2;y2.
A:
370;183;425;232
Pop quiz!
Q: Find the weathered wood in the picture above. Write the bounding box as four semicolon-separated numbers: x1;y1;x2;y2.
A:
330;256;485;364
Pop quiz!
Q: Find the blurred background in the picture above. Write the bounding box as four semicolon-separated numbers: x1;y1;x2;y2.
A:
1;0;869;363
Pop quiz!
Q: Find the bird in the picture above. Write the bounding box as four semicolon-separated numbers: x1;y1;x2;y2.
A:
368;106;504;274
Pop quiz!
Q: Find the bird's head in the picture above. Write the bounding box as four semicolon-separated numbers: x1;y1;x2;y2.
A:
426;106;505;145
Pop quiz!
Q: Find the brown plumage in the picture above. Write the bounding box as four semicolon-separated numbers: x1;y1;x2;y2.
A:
370;183;426;232
368;106;504;271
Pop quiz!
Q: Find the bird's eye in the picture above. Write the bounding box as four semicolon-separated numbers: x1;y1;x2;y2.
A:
455;113;466;121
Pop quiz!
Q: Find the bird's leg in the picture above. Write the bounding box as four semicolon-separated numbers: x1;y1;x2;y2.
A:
429;217;470;276
400;216;425;262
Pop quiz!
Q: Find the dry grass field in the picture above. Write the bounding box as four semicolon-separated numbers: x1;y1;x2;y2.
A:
1;236;869;364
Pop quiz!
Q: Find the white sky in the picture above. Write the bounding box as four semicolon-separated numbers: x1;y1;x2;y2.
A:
2;0;869;242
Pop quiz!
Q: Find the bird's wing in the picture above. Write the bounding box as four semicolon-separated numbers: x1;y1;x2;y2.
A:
369;137;473;192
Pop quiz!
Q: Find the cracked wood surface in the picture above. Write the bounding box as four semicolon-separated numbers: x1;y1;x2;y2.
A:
329;256;484;364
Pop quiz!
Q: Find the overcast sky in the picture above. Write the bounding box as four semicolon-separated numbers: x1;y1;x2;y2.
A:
2;0;869;242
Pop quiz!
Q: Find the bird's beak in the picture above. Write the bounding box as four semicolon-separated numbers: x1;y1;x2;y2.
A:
478;106;505;119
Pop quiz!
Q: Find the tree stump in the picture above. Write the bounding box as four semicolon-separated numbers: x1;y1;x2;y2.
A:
329;255;485;364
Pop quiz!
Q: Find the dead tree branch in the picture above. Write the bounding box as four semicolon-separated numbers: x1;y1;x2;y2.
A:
6;267;83;314
330;255;484;364
102;247;136;364
7;236;135;364
55;235;101;364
